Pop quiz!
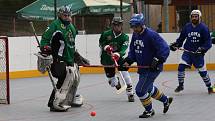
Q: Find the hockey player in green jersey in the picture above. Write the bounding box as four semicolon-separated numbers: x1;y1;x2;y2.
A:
40;6;89;112
99;17;135;102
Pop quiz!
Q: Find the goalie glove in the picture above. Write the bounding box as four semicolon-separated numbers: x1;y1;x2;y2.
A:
74;51;90;66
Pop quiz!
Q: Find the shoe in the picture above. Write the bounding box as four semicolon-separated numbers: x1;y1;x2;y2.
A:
115;81;121;90
174;85;184;93
50;106;68;112
163;97;173;113
128;94;135;102
71;94;84;107
139;109;155;118
208;87;214;94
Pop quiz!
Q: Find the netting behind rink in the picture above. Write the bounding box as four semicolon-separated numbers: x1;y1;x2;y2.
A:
0;36;9;104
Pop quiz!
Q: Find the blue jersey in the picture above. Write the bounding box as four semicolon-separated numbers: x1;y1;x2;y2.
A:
176;22;212;52
127;28;170;73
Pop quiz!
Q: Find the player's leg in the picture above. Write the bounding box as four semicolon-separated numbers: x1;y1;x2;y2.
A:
118;65;134;102
149;85;173;113
64;64;83;107
193;56;213;94
175;53;192;92
136;71;158;118
104;67;121;90
48;62;67;111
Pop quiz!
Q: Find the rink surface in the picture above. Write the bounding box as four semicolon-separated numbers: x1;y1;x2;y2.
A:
1;71;215;121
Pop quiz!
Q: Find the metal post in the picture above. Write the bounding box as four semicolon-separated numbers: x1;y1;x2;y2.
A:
120;0;123;18
54;0;57;19
163;0;169;32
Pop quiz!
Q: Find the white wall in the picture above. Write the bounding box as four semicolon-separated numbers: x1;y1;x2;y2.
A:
8;33;215;72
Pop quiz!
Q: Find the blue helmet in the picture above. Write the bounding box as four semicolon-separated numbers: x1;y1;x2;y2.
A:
129;13;145;27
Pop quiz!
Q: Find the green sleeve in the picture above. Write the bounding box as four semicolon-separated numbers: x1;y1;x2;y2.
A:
40;23;56;47
99;32;106;49
211;31;215;38
118;35;129;56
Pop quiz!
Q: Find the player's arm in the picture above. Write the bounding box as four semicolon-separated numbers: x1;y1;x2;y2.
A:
40;23;56;54
200;27;212;52
152;32;170;63
118;35;129;56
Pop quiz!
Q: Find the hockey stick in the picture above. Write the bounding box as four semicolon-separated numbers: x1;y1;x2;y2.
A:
81;65;150;68
112;58;127;94
29;21;40;46
29;21;58;92
177;48;200;54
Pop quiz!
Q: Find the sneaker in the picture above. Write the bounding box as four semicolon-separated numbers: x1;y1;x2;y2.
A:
174;85;184;93
163;97;173;113
128;94;135;102
139;109;155;118
208;87;213;94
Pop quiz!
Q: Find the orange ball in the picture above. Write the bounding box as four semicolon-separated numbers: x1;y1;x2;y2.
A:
90;111;96;117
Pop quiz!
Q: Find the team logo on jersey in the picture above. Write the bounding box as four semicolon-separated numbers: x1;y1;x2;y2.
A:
107;35;112;41
61;24;66;29
68;32;74;42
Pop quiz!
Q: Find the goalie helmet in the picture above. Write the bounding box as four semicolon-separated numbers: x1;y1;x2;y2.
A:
129;13;145;27
58;5;72;16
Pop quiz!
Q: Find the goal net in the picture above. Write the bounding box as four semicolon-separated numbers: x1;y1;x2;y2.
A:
0;36;9;104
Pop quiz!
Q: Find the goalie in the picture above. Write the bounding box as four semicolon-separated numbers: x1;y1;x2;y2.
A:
39;6;89;112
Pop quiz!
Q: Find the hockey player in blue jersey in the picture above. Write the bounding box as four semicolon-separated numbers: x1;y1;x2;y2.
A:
170;10;214;94
123;13;173;118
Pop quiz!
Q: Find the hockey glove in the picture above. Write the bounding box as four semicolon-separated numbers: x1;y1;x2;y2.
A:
74;51;90;66
195;47;206;56
150;57;163;71
40;45;52;55
104;45;113;54
111;52;120;61
169;42;179;51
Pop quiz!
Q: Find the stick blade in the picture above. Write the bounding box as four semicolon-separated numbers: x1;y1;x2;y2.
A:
116;85;127;94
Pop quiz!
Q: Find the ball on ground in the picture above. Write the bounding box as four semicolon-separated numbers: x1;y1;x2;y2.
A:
90;111;96;117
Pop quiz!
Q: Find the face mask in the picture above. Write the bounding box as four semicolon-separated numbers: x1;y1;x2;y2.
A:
59;18;70;26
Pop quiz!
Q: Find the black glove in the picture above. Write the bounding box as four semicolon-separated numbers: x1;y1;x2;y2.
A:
74;51;90;66
123;57;134;66
150;57;163;71
212;38;215;44
169;42;179;51
40;45;52;55
195;47;206;56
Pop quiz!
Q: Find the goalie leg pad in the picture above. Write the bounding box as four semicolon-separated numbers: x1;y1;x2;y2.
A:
53;65;79;109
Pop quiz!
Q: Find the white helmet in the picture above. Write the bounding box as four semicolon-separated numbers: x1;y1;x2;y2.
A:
190;10;202;17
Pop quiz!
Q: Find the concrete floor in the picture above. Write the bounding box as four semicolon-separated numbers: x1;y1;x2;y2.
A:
1;71;215;121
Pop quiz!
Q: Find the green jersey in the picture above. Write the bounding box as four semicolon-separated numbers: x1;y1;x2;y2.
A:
99;29;129;65
40;19;77;64
211;31;215;40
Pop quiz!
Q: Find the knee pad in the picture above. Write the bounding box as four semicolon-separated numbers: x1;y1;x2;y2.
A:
107;76;118;87
197;66;207;77
178;64;187;72
198;71;207;77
